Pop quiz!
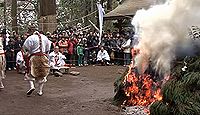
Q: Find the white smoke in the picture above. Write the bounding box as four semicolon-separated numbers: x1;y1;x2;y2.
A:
132;0;200;74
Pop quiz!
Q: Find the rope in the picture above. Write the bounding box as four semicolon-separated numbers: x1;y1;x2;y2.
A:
31;10;97;25
6;57;132;63
6;10;98;29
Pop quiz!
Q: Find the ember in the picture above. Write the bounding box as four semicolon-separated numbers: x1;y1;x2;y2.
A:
122;106;149;115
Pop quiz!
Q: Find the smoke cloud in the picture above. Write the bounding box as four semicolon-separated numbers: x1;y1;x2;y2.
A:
132;0;200;74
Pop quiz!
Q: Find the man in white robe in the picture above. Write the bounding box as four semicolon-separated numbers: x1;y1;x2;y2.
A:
97;46;110;65
23;27;51;96
49;46;66;77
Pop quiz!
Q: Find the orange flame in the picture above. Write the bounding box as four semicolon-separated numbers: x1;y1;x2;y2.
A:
154;89;163;101
123;63;162;107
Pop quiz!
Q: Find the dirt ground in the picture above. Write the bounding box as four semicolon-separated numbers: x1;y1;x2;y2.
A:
0;65;126;115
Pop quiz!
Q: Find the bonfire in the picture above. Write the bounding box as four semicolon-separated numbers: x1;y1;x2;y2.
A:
113;0;200;114
113;59;163;115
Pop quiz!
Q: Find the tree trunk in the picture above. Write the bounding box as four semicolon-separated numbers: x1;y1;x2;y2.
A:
3;0;6;29
39;0;57;33
84;0;90;26
39;0;56;17
11;0;18;33
107;0;112;11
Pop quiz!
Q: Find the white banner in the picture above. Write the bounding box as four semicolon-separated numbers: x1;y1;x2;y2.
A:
97;3;105;45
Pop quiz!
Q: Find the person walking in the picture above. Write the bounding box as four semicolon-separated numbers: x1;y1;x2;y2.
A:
23;26;51;96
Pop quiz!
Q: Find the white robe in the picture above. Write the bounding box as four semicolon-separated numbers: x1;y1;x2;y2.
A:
97;50;110;61
49;51;66;70
23;32;51;54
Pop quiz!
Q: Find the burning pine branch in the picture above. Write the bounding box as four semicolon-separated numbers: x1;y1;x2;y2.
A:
113;62;162;108
123;63;162;107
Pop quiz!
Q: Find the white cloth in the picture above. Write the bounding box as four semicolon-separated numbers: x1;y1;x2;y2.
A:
16;51;24;65
122;39;131;53
49;51;66;70
97;50;110;61
23;33;51;54
97;3;105;45
16;51;26;73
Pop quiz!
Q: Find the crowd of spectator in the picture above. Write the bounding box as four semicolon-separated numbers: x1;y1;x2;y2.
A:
2;27;134;71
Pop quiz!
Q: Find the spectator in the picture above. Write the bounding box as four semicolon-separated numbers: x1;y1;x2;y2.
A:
67;35;78;66
14;35;23;66
83;37;89;66
50;35;59;52
97;46;110;66
71;34;78;65
58;36;68;54
6;39;15;70
116;34;125;65
77;43;84;66
122;33;131;66
110;35;118;65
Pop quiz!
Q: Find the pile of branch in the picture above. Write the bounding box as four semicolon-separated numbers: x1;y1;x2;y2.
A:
150;56;200;115
113;67;129;106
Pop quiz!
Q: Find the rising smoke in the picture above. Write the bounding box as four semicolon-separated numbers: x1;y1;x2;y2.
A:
132;0;200;75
